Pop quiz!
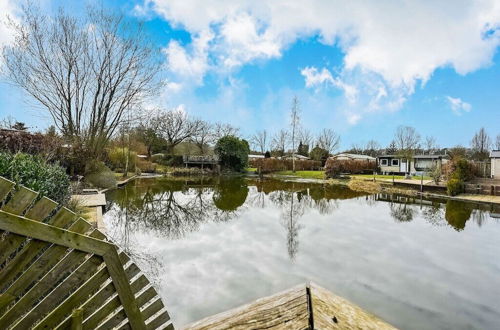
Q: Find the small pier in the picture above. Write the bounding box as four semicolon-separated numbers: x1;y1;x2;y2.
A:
184;282;395;329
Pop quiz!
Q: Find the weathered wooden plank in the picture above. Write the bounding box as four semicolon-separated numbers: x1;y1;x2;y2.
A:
0;250;91;327
0;210;112;255
102;248;146;329
184;284;309;330
309;282;395;330
54;263;141;330
25;196;59;222
0;177;15;202
11;254;104;330
0;187;41;274
33;253;129;330
0;205;74;293
146;312;172;330
0;218;91;310
141;298;165;323
82;273;149;330
2;186;38;214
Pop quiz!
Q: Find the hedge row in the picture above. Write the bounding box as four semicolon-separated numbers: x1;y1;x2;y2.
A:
325;159;377;178
250;158;322;173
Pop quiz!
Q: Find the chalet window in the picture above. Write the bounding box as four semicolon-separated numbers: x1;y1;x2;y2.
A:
380;159;388;166
391;159;399;166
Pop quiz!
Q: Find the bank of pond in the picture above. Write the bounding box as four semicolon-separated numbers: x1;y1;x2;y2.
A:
103;176;500;329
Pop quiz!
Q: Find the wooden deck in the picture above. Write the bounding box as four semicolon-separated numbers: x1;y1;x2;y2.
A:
184;282;395;330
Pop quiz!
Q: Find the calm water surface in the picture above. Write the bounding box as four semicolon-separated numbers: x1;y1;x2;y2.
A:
104;177;500;329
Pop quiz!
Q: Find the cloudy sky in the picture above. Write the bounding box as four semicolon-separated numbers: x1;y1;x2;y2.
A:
0;0;499;149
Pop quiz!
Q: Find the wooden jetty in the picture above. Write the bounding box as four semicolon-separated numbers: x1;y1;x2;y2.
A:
0;176;172;329
184;282;395;330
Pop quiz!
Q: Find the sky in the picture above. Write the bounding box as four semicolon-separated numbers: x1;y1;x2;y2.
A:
0;0;499;150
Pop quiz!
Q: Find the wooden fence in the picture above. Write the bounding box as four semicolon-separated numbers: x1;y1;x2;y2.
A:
0;176;173;329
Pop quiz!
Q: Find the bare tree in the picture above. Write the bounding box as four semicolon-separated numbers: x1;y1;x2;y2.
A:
394;126;420;174
213;123;240;140
364;140;380;156
424;136;438;154
298;128;313;148
251;130;268;154
191;120;214;155
2;5;162;157
317;128;340;155
495;134;500;150
136;109;163;158
289;96;301;172
158;109;201;154
272;130;289;157
470;127;491;160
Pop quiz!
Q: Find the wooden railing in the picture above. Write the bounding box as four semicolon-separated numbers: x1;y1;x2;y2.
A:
0;176;173;329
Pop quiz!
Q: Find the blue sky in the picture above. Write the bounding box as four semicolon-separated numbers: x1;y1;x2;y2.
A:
0;0;499;150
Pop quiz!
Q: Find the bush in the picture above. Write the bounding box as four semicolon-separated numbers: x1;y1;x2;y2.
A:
0;152;70;204
309;146;329;164
108;147;137;172
84;160;116;189
325;159;377;178
447;178;463;196
152;154;184;167
215;136;249;171
137;159;156;173
250;158;322;173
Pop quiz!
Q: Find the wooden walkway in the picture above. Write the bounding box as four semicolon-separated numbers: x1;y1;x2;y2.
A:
0;176;173;329
184;282;395;330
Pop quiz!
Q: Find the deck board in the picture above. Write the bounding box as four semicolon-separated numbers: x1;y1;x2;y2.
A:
183;282;396;330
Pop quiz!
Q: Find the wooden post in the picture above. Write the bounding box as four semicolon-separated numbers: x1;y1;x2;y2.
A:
420;172;424;192
70;308;83;330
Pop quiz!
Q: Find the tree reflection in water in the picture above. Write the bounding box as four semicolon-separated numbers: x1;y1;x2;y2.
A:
105;177;500;266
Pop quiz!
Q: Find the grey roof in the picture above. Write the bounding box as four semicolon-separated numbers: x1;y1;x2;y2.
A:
331;153;376;160
491;150;500;158
377;154;449;159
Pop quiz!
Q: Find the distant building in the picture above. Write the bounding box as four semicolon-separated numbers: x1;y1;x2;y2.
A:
248;154;265;161
377;154;449;175
329;153;376;161
491;150;500;179
282;154;310;160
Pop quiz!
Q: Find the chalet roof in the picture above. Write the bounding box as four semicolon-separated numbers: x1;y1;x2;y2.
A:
330;153;376;160
377;154;449;159
491;150;500;158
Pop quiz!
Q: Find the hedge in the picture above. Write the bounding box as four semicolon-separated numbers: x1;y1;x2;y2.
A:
250;158;322;173
325;159;377;178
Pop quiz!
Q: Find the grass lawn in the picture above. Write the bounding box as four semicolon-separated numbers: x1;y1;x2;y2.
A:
246;167;258;173
351;174;432;180
275;170;325;180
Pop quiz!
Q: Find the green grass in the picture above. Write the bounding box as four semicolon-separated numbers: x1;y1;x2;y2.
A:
275;170;325;180
351;174;432;180
246;167;258;173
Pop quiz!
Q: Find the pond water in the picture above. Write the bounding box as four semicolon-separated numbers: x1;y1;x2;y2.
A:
104;176;500;330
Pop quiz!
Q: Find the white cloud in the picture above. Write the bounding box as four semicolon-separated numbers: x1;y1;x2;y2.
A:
0;0;19;66
446;96;472;115
141;0;500;122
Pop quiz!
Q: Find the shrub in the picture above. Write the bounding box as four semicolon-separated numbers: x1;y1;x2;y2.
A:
108;147;137;172
215;135;249;171
325;159;377;178
84;160;116;189
250;158;322;173
447;178;463;196
0;152;70;204
309;146;329;164
137;159;156;173
152;154;184;167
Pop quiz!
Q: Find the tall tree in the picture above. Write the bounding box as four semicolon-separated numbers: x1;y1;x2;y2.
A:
298;128;313;148
272;130;289;157
495;134;500;150
191;120;213;155
289;96;301;172
158;110;201;154
136;110;163;158
213;123;240;140
317;128;340;155
364;140;380;156
470;127;491;160
424;136;438;154
394;126;420;174
3;5;162;157
251;130;268;154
